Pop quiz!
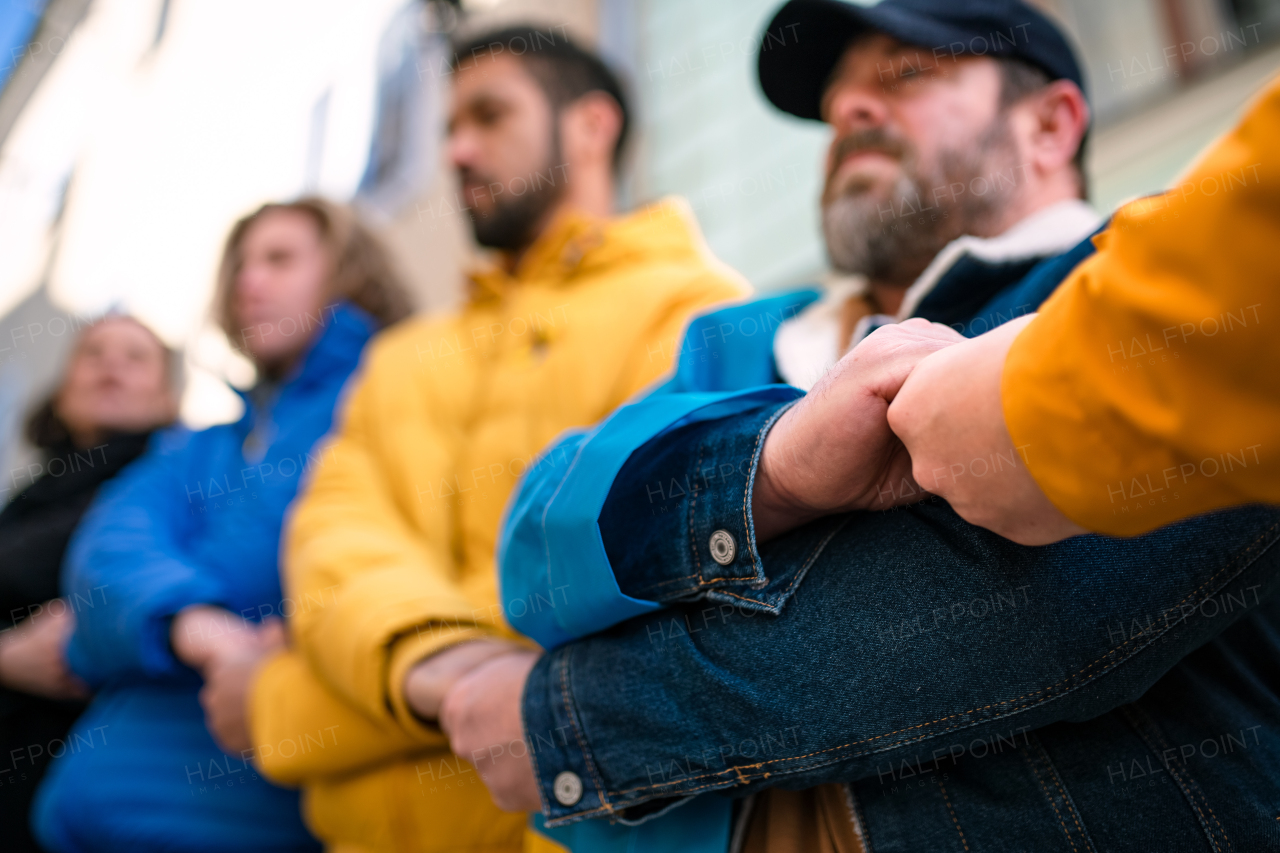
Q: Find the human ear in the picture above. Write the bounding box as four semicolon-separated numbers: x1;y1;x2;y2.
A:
1022;80;1090;175
559;90;623;168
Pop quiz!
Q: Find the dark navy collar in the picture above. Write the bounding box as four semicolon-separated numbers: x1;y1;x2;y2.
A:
912;254;1046;328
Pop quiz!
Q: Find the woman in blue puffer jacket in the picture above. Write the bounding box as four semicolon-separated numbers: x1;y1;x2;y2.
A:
32;198;411;853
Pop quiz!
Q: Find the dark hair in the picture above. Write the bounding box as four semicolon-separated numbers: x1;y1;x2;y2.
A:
996;57;1088;199
25;315;182;450
214;197;412;353
450;25;631;170
25;399;68;449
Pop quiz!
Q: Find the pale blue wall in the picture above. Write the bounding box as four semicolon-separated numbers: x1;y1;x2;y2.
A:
626;0;833;291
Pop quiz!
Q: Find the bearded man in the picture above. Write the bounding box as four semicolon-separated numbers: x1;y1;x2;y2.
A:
439;2;1280;852
194;25;746;853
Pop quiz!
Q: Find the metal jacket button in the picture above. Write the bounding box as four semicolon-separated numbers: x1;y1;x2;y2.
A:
709;530;737;565
553;771;583;806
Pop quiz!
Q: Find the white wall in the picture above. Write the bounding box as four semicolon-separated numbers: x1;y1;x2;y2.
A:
0;0;407;429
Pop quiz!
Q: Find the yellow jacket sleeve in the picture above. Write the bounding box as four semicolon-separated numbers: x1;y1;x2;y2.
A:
607;269;745;405
1003;75;1280;536
274;345;504;741
249;648;429;785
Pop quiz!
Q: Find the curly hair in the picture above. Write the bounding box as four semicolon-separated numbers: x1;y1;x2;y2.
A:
213;197;413;352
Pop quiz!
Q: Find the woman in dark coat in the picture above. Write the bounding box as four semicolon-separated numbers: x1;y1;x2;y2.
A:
0;314;178;851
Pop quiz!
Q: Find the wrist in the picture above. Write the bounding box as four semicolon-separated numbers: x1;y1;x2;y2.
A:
404;639;517;721
171;606;251;672
751;420;821;542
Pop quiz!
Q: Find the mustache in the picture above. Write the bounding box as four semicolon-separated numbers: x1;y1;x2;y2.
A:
457;166;488;187
827;130;910;180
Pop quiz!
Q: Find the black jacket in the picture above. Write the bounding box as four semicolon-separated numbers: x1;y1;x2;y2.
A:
0;432;151;852
0;433;152;629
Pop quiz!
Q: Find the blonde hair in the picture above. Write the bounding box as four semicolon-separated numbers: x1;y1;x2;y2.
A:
213;197;412;351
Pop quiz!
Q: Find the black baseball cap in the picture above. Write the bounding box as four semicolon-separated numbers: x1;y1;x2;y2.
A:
757;0;1086;121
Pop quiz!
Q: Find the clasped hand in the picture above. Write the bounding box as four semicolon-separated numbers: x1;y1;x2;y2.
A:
427;319;982;818
172;605;286;755
751;317;966;540
429;318;1083;819
405;641;542;812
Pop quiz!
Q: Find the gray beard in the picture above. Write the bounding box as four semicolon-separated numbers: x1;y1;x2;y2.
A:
821;123;1017;287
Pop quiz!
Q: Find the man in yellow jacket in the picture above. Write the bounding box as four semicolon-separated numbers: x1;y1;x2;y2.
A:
888;74;1280;544
199;26;743;853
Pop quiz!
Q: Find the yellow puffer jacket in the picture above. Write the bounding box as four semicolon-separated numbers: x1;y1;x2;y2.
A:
248;199;746;853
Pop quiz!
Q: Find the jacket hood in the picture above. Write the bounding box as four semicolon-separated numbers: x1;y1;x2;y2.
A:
234;301;377;414
467;196;733;301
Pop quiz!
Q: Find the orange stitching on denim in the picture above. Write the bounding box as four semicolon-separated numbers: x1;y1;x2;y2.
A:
701;518;850;609
545;804;613;825
557;652;613;817
1131;701;1228;845
1199;801;1233;852
1042;753;1091;850
1126;701;1223;845
1030;737;1091;850
631;569;756;593
1121;704;1233;853
689;441;706;582
613;519;1280;797
936;780;971;852
1019;735;1089;853
633;514;842;596
1025;749;1076;851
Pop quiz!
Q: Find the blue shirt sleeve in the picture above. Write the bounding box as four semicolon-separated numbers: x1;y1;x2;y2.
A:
497;386;803;651
63;428;229;686
670;289;818;393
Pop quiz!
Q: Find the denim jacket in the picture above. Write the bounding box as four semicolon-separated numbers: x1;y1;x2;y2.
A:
499;232;1280;851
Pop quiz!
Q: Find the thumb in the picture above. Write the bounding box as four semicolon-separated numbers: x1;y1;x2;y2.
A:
858;320;965;404
872;339;960;405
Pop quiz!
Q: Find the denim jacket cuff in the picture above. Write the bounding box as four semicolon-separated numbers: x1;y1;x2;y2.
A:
671;399;789;599
525;645;616;824
603;398;820;612
526;644;707;827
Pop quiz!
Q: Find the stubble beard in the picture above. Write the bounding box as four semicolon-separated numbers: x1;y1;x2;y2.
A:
463;133;567;253
821;119;1018;287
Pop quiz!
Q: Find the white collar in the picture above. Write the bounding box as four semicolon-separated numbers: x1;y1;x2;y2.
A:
775;199;1101;390
772;272;867;392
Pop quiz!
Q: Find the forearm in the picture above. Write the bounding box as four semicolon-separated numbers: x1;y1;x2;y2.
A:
283;402;499;728
523;501;1280;824
981;79;1280;538
63;465;225;684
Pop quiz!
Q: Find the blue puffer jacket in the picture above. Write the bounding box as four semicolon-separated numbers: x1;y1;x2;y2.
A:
32;303;376;853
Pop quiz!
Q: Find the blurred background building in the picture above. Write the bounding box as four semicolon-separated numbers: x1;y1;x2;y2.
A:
1;0;1277;482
